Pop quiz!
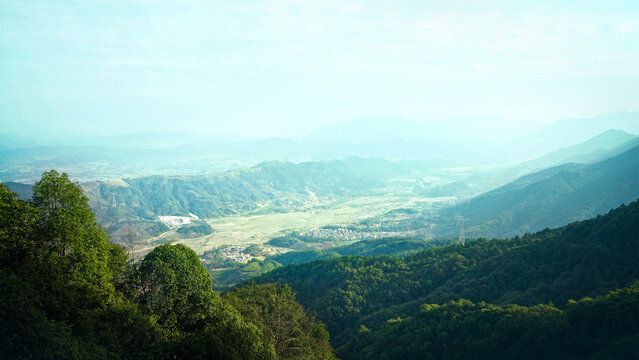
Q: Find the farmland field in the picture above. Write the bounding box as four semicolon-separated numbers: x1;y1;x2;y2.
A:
177;195;453;253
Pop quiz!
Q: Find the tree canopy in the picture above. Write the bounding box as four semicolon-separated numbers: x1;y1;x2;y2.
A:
253;199;639;358
0;171;335;359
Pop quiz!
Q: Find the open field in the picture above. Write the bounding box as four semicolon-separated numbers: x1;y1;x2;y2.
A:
178;195;452;254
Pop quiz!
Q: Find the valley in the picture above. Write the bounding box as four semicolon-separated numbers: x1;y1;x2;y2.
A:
5;2;639;357
4;128;639;276
3;127;639;354
179;195;422;253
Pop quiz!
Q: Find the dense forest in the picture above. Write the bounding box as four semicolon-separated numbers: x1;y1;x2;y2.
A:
254;198;639;358
268;236;454;266
340;284;639;359
0;171;334;360
202;236;455;290
3;169;639;359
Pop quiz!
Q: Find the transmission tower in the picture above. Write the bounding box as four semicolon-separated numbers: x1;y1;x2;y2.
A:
110;192;117;208
124;223;135;261
454;213;467;245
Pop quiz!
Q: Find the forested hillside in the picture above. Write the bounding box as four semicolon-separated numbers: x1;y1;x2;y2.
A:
82;159;394;242
253;198;639;358
4;169;639;359
0;172;335;360
268;236;453;266
340;284;639;359
203;237;456;290
440;144;639;237
6;0;639;358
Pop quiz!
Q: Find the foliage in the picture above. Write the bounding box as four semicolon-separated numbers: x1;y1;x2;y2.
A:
269;237;450;266
175;220;214;237
32;170;116;291
205;237;452;290
210;259;281;291
0;175;162;359
224;284;336;360
253;199;639;353
137;244;214;334
339;283;639;360
1;171;337;359
5;168;639;359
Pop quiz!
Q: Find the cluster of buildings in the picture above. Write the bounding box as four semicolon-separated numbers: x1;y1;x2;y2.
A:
220;245;250;262
304;227;363;241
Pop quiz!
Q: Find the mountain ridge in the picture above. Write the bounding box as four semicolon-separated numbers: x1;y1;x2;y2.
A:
252;198;639;358
441;144;639;237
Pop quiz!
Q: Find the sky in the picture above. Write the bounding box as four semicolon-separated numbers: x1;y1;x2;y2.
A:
1;0;638;139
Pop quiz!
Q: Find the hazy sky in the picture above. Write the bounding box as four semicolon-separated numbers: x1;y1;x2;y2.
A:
1;0;638;138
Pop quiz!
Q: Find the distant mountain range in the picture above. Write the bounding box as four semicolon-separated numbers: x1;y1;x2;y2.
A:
0;132;226;151
0;138;476;183
6;128;639;244
303;112;639;158
506;112;639;158
5;158;434;244
302;115;540;143
516;129;637;173
2;112;637;183
87;159;397;242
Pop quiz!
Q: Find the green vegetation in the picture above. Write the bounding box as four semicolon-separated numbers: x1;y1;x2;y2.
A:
210;259;282;291
224;284;336;360
86;159;388;244
337;143;639;241
5;164;639;359
6;135;639;257
442;144;639;238
0;171;335;359
175;220;214;237
269;237;453;266
179;194;428;253
340;284;639;359
253;198;639;358
2;181;32;199
202;236;453;290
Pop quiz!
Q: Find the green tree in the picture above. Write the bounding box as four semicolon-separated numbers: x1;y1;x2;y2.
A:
137;244;213;334
0;184;38;269
1;173;163;359
31;170;116;290
225;283;336;360
137;244;277;359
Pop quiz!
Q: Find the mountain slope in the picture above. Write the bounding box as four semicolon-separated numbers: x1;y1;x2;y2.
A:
517;129;636;172
339;283;639;360
443;144;639;237
84;159;392;242
507;112;639;158
5;157;437;244
3;182;33;200
0;177;335;359
253;199;639;351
